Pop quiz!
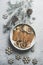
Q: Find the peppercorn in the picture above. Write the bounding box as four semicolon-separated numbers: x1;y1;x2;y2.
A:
27;9;33;16
32;17;35;20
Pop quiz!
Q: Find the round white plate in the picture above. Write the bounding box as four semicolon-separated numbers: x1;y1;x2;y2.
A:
10;24;36;50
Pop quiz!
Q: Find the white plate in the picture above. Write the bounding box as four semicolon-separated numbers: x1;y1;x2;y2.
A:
10;24;36;50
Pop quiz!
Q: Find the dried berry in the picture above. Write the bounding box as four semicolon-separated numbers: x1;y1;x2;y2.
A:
8;58;14;64
15;55;21;60
12;16;18;25
32;58;38;65
22;57;30;64
5;47;13;55
27;9;33;16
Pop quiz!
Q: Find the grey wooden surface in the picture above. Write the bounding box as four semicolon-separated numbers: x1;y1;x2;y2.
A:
0;0;43;65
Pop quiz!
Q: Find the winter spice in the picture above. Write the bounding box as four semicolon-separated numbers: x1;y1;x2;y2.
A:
32;58;38;65
8;58;14;64
5;47;13;55
15;55;21;60
27;9;33;16
22;57;30;64
12;16;18;25
12;24;35;49
7;55;38;65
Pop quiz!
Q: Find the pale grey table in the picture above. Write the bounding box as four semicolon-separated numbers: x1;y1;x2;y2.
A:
0;0;43;65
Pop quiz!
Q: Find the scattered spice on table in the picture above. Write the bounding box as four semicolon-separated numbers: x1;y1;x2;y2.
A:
5;47;38;65
32;58;38;65
22;56;30;64
8;58;14;64
5;47;13;55
15;55;21;60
